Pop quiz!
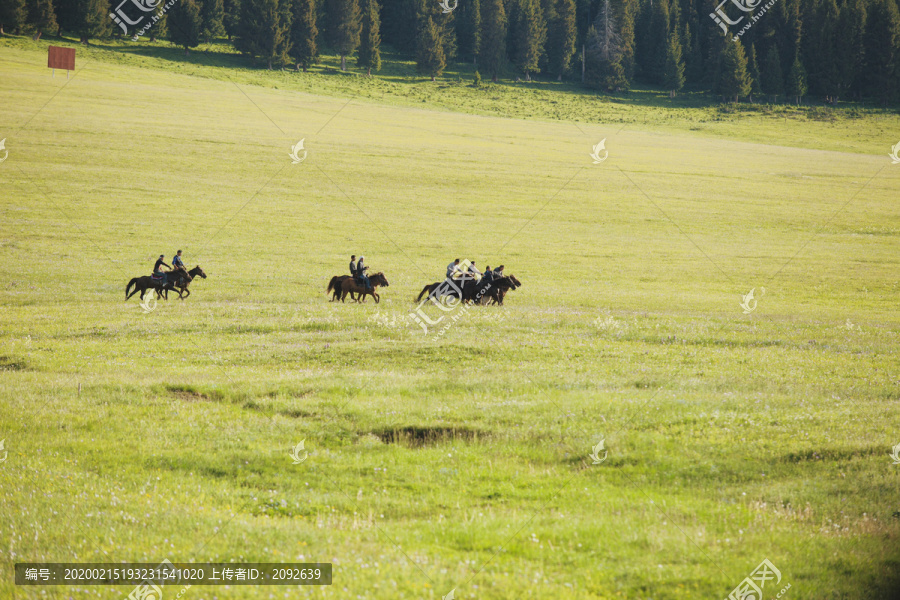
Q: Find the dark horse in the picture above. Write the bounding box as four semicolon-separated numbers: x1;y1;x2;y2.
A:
125;266;203;302
415;277;487;304
340;272;389;303
485;275;521;305
415;278;471;303
167;266;207;299
415;275;521;306
326;275;358;302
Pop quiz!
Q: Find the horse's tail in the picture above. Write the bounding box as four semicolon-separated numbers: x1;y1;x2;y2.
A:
126;278;137;300
415;284;432;303
327;276;339;294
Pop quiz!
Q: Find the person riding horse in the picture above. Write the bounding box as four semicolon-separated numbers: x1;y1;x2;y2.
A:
357;256;372;290
172;250;188;277
153;254;171;287
446;259;461;279
466;260;483;281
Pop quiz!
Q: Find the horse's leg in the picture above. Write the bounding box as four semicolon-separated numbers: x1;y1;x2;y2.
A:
374;291;380;304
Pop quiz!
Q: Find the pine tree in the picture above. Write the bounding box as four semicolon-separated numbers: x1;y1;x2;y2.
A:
150;3;168;40
584;0;627;91
479;0;506;81
761;43;784;101
201;0;226;42
835;0;865;99
416;0;455;63
780;0;802;69
662;26;684;96
76;0;111;42
236;0;292;68
416;12;445;80
0;0;26;35
546;0;576;79
618;0;637;82
53;0;79;36
804;0;838;100
289;0;317;71
863;0;900;103
379;0;417;52
786;52;807;104
223;0;241;39
717;39;751;101
684;0;703;83
168;0;201;54
26;0;57;39
330;0;361;70
647;0;669;83
457;0;481;63
747;42;762;102
357;0;381;75
514;0;546;79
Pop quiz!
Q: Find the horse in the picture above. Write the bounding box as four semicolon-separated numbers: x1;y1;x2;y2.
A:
125;268;193;302
415;275;478;303
416;276;493;306
165;266;207;300
416;281;443;303
340;272;389;303
327;275;358;302
486;275;521;305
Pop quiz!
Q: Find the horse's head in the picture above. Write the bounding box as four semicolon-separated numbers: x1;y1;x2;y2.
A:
190;266;207;279
509;275;521;288
371;272;389;287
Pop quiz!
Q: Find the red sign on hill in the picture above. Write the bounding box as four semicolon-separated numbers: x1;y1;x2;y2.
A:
47;46;76;73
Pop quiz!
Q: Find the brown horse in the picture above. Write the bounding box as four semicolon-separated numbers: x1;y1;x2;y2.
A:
166;266;207;299
326;275;358;302
340;272;389;303
125;266;206;301
126;268;193;302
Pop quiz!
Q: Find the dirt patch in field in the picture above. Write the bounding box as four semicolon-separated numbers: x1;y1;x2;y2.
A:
0;355;29;371
167;385;216;402
170;390;211;402
781;446;883;462
371;426;485;447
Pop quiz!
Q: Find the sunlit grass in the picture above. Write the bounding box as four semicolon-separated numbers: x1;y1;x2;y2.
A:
0;39;899;599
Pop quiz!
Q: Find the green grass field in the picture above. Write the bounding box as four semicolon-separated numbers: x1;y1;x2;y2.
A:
1;37;899;600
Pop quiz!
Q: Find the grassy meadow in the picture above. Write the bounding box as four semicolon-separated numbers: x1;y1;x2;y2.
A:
1;37;899;600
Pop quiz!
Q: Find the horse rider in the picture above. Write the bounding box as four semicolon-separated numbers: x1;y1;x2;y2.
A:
172;250;188;279
482;265;494;283
153;254;171;287
446;258;461;279
357;255;372;290
494;265;505;279
466;260;483;281
349;255;358;279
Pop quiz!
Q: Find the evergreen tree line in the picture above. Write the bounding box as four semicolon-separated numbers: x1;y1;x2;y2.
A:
1;0;898;101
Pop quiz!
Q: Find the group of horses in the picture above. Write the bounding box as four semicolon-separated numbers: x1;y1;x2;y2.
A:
326;271;521;306
125;266;208;303
124;264;519;308
415;274;521;306
327;273;390;303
